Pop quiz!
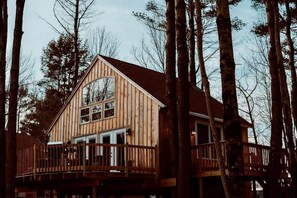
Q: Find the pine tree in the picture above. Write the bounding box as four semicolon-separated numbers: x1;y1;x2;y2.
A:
20;34;90;142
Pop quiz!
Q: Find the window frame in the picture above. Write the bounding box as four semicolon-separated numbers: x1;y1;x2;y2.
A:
79;77;116;125
81;77;115;106
80;108;90;124
91;104;102;121
104;100;115;118
195;121;224;145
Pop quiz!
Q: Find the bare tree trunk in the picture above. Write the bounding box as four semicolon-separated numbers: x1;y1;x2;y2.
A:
166;0;178;197
165;1;178;197
73;0;80;87
290;3;297;133
195;1;230;197
0;1;7;197
264;0;283;197
216;0;244;197
188;0;196;86
6;0;25;197
176;0;192;197
282;0;297;196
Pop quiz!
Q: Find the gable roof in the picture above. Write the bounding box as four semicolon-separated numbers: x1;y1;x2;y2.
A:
47;55;251;133
100;55;251;127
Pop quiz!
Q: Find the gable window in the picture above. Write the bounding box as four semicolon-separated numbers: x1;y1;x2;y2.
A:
82;77;115;106
92;104;102;121
80;108;90;123
104;101;115;118
80;77;115;124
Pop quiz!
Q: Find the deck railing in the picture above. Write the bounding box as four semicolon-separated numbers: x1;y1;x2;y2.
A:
191;141;288;177
17;141;288;178
191;142;227;174
16;143;157;177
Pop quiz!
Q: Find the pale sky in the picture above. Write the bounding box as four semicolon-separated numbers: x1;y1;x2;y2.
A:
7;0;156;79
6;0;257;82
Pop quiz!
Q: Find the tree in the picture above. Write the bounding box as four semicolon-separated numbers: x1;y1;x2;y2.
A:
87;26;121;58
195;0;230;197
237;77;258;144
6;0;25;197
131;28;166;72
53;0;95;87
20;89;63;142
240;34;272;144
0;0;7;196
20;34;89;141
39;34;89;103
132;1;167;72
284;1;297;194
263;0;283;196
165;0;178;197
272;1;297;196
175;0;192;197
188;0;196;86
216;0;244;197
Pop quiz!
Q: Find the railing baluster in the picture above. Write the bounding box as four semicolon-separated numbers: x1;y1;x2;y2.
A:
83;141;86;176
33;144;36;179
125;143;129;176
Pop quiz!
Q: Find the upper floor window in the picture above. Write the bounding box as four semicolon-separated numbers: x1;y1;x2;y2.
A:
82;77;115;106
196;123;223;144
80;77;115;124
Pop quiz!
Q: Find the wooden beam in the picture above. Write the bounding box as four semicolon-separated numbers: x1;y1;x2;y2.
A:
253;180;256;198
199;177;203;198
83;141;86;177
33;144;36;180
92;186;97;198
158;178;176;188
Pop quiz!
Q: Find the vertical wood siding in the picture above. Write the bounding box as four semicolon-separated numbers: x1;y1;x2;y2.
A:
49;59;160;147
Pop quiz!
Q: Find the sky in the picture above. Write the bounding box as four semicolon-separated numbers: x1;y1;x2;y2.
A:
6;0;257;82
7;0;156;80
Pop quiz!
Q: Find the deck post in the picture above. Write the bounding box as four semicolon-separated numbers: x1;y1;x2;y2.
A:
199;177;203;198
125;142;129;177
257;146;262;171
92;186;97;198
253;179;256;198
155;145;159;180
33;144;36;180
83;141;86;177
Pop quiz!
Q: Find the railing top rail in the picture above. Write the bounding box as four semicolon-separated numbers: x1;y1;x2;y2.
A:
34;143;156;149
190;141;271;150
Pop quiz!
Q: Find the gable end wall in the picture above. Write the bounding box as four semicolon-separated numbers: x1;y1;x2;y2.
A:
49;59;160;147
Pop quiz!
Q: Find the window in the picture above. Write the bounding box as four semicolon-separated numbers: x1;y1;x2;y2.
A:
104;101;115;118
210;127;222;143
80;108;90;123
82;77;115;106
196;123;223;144
92;104;102;121
196;123;223;159
80;77;116;124
197;124;209;144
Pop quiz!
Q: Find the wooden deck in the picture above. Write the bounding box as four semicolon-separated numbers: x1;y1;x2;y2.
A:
17;142;288;179
191;142;288;177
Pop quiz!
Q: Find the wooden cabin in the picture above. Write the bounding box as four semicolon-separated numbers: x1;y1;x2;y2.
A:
16;55;288;197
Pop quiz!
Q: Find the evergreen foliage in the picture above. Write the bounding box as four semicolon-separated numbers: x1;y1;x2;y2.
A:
20;34;90;143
